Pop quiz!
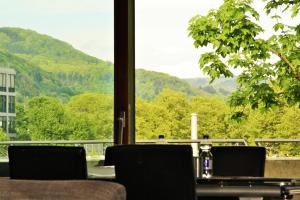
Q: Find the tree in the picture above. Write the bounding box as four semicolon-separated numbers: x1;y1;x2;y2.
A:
15;104;31;140
0;129;8;141
64;113;95;140
136;97;172;139
153;89;191;139
66;93;113;139
0;129;9;157
190;96;229;139
26;96;67;140
188;0;300;115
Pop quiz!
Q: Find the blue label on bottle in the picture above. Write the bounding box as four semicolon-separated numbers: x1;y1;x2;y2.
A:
203;158;212;170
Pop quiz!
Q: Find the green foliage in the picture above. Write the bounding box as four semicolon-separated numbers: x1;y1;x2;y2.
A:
0;27;113;102
190;96;229;139
188;0;300;113
0;27;205;103
16;93;113;140
12;89;300;156
136;89;300;156
136;69;206;100
26;96;67;140
0;129;9;141
0;25;298;157
264;0;300;17
136;98;172;139
153;89;191;139
0;27;104;71
66;93;113;139
64;113;95;140
15;104;30;140
0;129;9;157
136;89;229;140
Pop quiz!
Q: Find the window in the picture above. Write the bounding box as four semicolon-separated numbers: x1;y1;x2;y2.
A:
0;95;6;113
134;0;300;158
0;116;7;132
8;74;15;92
0;73;6;92
8;116;16;134
0;0;114;145
8;96;15;113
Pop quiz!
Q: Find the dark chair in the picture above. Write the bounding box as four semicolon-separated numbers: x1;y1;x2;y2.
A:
212;146;266;177
8;145;87;180
105;144;196;200
200;146;266;200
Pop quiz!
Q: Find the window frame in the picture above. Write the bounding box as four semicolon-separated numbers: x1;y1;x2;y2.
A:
114;0;135;144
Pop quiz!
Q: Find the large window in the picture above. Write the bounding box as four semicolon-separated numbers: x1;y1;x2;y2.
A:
135;0;300;157
0;1;114;145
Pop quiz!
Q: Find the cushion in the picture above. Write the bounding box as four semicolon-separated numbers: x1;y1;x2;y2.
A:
0;178;126;200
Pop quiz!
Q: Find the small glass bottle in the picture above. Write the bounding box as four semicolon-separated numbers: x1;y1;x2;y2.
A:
199;135;213;178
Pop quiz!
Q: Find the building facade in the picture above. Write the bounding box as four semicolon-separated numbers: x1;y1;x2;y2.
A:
0;67;16;137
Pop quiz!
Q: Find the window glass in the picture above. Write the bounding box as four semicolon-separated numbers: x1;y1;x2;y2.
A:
8;116;16;134
135;0;300;157
0;95;6;113
0;73;6;92
8;74;15;92
9;96;15;113
0;0;114;159
0;116;7;132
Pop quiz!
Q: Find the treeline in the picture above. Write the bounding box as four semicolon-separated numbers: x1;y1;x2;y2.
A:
1;89;299;156
15;93;113;141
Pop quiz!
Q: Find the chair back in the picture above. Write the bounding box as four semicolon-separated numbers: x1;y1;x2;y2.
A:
105;144;196;200
8;145;87;180
200;146;266;200
211;146;266;177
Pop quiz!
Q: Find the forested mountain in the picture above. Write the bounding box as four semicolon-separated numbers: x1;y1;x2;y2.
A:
0;27;206;101
185;77;238;96
136;69;207;100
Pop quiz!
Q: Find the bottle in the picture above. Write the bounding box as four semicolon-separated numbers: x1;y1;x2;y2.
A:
199;135;213;178
157;134;166;144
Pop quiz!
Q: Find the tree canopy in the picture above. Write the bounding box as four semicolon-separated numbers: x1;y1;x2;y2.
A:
188;0;300;116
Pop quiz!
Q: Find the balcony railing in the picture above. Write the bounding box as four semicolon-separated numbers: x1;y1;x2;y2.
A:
0;138;299;160
255;139;300;146
0;140;114;160
137;139;247;146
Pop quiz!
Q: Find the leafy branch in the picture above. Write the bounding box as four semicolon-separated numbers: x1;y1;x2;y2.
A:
269;48;300;80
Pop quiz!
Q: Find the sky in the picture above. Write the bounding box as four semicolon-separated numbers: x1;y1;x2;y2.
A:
0;0;297;78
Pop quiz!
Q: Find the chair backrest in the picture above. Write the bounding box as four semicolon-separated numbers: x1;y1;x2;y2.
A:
105;144;196;200
211;146;266;177
8;146;87;180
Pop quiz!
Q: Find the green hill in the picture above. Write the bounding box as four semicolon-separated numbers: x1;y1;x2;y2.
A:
0;50;76;102
136;69;207;100
185;77;237;96
0;27;108;73
0;27;205;101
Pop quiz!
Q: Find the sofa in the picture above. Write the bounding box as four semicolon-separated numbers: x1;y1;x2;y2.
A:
0;178;126;200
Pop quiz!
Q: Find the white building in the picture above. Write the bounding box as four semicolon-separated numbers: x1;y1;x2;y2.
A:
0;67;16;137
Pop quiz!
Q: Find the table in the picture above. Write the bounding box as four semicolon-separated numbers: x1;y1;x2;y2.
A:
88;165;115;179
197;177;300;200
89;166;300;199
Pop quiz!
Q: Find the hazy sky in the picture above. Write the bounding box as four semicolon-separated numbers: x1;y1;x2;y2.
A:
0;0;297;78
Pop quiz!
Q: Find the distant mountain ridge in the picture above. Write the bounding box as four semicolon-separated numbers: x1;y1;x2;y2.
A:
185;77;237;96
0;27;208;102
136;69;207;100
